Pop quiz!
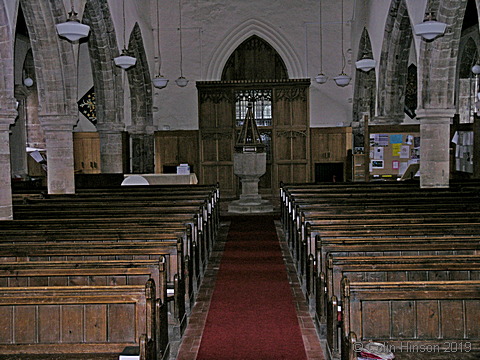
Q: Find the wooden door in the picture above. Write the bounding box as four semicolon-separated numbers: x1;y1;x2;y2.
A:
154;130;199;174
310;127;353;181
73;132;101;174
197;89;236;197
273;83;310;190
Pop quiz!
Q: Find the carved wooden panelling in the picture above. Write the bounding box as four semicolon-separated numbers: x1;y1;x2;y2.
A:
154;130;199;174
198;79;310;197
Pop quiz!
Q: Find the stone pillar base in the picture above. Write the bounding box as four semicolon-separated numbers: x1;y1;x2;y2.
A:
228;198;274;214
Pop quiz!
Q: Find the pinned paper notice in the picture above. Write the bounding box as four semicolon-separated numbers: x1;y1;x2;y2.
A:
400;145;410;159
373;147;384;160
390;134;403;144
392;143;401;156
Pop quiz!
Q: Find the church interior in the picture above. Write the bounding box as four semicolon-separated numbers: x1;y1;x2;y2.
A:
1;0;480;359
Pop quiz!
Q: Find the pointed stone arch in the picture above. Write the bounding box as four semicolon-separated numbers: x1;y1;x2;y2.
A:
127;22;153;131
353;28;376;147
0;0;17;219
458;37;478;79
127;22;154;174
20;0;77;116
221;35;288;81
376;0;413;124
83;0;123;128
0;1;16;113
83;0;125;173
418;0;468;110
205;18;303;80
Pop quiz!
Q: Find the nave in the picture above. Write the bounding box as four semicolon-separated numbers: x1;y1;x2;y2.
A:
174;215;325;360
2;181;480;360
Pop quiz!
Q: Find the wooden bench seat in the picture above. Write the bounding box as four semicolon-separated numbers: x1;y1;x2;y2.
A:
340;280;480;360
295;222;480;300
312;236;480;324
0;227;202;311
0;240;188;337
10;200;215;267
0;258;170;354
325;254;480;356
0;280;163;360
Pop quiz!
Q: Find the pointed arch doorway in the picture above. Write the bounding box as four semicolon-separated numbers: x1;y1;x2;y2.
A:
197;36;311;199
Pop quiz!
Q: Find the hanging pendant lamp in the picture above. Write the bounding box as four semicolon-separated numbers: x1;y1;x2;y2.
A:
355;0;376;73
175;0;188;87
414;12;447;41
334;0;350;87
114;49;137;69
355;57;376;72
56;1;90;42
114;0;137;70
315;0;328;84
152;0;168;88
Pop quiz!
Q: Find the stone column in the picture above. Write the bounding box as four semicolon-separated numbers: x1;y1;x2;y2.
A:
40;116;76;194
0;111;17;220
127;125;155;174
97;123;125;173
416;109;455;188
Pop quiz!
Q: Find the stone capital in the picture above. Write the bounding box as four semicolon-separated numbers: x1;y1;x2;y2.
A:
415;108;456;124
96;122;125;133
371;115;404;125
39;115;77;131
127;125;157;135
0;108;19;128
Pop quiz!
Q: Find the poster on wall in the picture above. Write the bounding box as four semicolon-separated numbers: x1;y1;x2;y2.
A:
369;127;420;179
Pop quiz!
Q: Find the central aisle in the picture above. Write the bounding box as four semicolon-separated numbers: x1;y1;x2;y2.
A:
195;215;308;360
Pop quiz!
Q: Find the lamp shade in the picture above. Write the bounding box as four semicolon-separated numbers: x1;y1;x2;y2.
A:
333;73;351;87
355;58;376;72
175;76;189;87
23;77;34;87
152;76;169;89
56;21;90;42
414;20;447;40
315;73;328;84
472;64;480;75
114;50;137;69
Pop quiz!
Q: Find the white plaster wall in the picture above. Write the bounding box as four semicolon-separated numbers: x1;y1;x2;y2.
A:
153;0;361;130
11;0;427;131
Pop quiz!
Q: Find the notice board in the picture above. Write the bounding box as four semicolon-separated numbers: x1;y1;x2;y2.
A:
368;125;420;179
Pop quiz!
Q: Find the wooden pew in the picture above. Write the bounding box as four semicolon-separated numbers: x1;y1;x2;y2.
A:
340;279;480;360
0;280;163;360
18;185;220;239
0;240;189;338
312;236;480;324
325;254;480;356
297;221;480;302
10;200;214;273
0;218;205;299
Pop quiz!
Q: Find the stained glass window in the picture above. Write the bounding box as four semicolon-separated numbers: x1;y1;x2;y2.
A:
235;89;272;127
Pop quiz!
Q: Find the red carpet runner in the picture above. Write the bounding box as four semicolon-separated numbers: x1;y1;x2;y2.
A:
196;215;308;360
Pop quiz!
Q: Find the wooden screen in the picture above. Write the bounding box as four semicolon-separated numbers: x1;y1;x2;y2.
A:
197;79;310;198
